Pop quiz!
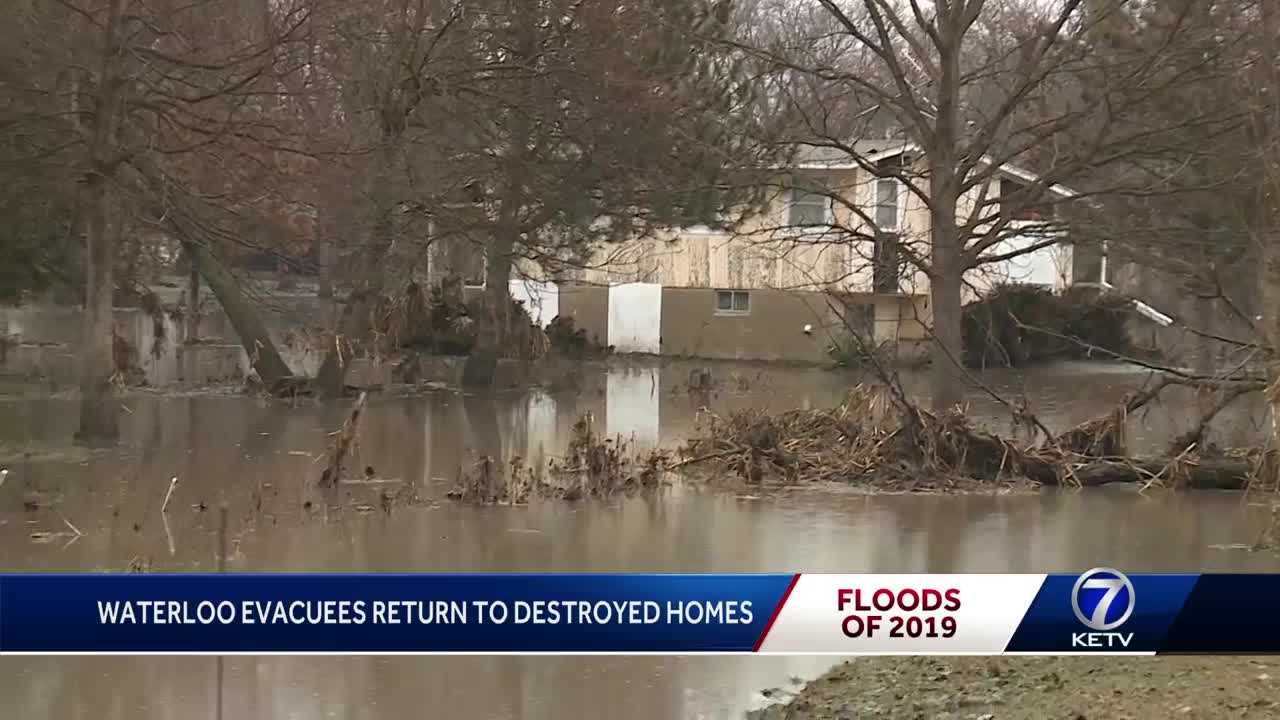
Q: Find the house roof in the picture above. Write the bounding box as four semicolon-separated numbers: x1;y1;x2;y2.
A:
791;140;1078;199
793;139;912;168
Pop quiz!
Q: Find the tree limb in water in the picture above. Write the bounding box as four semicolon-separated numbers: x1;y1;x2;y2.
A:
320;391;367;488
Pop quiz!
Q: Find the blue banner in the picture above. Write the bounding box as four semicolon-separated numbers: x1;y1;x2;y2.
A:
1159;574;1280;654
2;572;1279;654
0;574;796;653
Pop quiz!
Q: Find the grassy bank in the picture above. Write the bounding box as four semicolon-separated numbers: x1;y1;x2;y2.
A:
749;656;1277;719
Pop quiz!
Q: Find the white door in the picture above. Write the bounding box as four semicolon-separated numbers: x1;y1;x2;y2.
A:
607;282;662;354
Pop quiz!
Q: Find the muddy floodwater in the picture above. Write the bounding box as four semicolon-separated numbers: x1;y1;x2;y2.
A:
1;360;1278;719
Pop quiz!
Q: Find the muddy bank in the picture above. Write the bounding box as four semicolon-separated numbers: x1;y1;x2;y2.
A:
749;656;1279;720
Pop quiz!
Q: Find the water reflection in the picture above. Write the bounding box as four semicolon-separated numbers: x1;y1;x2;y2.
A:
0;360;1276;719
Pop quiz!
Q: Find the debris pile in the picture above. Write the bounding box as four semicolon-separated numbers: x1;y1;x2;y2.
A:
451;379;1272;499
677;383;1271;492
681;386;897;484
679;386;1041;490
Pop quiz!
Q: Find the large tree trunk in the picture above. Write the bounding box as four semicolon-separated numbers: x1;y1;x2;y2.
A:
316;234;334;299
184;240;293;388
314;224;385;395
462;233;515;388
76;0;127;446
77;171;119;444
1045;458;1255;490
316;144;397;397
185;259;200;340
1263;232;1280;482
1259;0;1280;484
928;250;965;414
315;289;367;395
462;21;533;390
925;149;966;414
925;6;967;416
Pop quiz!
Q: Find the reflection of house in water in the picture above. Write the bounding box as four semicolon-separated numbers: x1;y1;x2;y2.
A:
407;366;666;482
497;392;560;465
482;370;659;467
606;366;660;450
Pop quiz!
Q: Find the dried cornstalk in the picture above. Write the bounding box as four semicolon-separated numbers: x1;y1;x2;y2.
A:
319;392;367;487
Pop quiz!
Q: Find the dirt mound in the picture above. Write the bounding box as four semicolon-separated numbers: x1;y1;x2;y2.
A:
750;656;1279;720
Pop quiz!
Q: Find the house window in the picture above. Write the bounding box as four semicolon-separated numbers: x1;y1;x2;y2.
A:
874;178;901;230
1000;178;1054;222
463;252;486;288
788;187;830;227
430;232;488;289
716;290;750;314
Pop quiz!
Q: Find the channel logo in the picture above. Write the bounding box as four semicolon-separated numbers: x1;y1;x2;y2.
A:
1070;567;1136;649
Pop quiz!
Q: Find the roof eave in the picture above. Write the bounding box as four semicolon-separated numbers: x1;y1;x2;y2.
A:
978;155;1079;198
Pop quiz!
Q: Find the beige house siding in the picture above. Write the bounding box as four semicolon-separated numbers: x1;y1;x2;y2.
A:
885;293;931;340
439;158;1066;302
443;156;1068;364
575;165;943;297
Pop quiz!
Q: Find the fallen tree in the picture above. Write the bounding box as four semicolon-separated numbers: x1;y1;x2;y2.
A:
1068;457;1255;489
183;240;294;391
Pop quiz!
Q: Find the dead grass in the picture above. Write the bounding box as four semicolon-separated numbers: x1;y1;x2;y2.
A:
449;414;671;504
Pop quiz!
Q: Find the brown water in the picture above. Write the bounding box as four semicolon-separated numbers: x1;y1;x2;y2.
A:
0;360;1276;719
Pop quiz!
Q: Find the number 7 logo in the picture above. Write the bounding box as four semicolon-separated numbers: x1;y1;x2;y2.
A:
1072;569;1136;631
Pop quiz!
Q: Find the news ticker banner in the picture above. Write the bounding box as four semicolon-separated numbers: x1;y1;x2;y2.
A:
0;570;1276;654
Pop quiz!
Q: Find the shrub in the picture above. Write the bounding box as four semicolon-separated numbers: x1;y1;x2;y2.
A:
962;283;1131;368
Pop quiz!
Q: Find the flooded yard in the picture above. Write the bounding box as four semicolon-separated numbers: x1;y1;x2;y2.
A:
1;360;1276;719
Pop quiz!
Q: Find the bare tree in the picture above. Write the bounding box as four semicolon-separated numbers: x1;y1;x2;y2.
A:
728;0;1241;413
1246;0;1280;468
1;0;315;441
310;0;780;392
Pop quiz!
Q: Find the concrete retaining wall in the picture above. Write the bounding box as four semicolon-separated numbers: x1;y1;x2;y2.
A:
2;281;933;387
0;297;326;387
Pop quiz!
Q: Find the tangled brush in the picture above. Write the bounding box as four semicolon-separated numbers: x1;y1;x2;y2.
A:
679;385;1066;490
